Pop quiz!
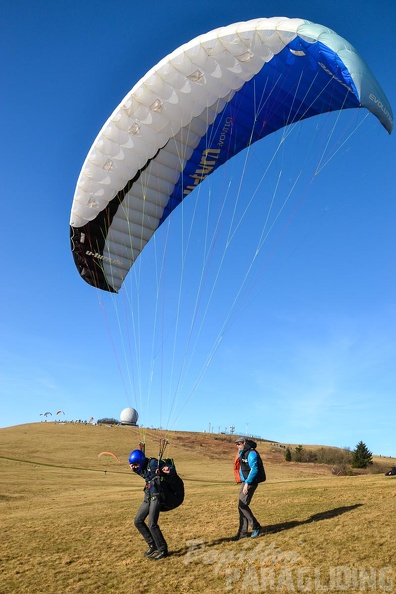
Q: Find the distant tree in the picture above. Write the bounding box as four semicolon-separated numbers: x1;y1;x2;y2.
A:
285;447;292;462
351;441;373;468
294;445;303;462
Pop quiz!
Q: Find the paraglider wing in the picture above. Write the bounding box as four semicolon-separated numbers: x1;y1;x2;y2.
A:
56;410;65;415
98;451;121;463
43;412;52;417
70;17;393;293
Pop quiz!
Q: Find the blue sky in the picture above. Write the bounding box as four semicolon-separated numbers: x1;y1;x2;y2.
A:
1;0;395;457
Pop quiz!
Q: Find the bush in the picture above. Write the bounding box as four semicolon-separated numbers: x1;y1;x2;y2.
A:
97;418;120;425
286;445;351;466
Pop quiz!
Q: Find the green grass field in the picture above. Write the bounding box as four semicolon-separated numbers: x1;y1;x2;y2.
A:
1;423;395;594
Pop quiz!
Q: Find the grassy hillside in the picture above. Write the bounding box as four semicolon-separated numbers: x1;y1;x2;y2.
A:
1;423;395;594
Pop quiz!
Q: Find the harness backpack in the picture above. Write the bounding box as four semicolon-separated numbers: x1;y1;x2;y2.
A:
234;441;266;484
157;458;185;512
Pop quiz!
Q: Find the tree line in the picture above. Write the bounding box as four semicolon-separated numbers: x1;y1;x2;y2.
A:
284;441;373;474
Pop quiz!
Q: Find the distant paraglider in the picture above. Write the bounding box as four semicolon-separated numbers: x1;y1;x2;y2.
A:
98;451;122;463
56;410;65;415
40;412;52;417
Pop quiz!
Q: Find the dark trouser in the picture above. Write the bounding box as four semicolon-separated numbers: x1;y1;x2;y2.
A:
238;482;260;536
134;491;167;553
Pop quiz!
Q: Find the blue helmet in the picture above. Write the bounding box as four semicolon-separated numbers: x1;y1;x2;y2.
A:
128;449;146;472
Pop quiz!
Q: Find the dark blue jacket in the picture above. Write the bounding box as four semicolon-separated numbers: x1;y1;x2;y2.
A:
138;458;176;495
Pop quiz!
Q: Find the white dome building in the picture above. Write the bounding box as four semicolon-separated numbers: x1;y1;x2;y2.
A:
120;407;139;426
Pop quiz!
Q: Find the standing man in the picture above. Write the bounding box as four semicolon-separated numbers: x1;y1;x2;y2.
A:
129;449;174;560
233;437;264;540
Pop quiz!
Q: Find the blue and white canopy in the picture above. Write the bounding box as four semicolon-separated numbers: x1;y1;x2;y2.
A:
70;16;393;293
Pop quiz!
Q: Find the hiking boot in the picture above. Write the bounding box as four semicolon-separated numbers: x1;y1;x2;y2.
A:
144;544;158;557
150;550;168;560
231;533;249;541
251;528;261;539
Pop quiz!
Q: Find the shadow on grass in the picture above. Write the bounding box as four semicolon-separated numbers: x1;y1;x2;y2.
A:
263;503;363;535
170;503;363;557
